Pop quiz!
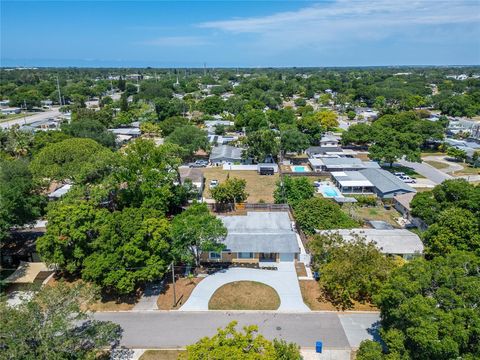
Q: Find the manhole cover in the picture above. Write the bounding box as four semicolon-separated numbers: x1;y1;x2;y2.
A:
276;326;282;331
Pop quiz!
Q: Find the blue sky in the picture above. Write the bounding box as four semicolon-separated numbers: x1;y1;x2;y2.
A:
1;0;479;67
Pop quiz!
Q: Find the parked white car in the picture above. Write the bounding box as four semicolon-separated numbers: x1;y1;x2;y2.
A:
400;175;416;183
209;179;219;189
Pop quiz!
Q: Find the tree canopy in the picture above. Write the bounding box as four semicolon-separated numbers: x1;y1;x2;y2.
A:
274;176;314;207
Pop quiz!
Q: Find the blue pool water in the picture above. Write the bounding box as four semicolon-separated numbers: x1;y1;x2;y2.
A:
323;186;339;197
293;166;306;172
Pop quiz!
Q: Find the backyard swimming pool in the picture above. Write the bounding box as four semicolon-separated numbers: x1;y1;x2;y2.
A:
316;182;344;198
322;186;339;197
290;165;309;172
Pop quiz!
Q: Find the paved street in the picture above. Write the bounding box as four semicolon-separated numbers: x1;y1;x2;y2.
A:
180;263;309;312
398;159;452;184
94;311;380;349
0;108;62;129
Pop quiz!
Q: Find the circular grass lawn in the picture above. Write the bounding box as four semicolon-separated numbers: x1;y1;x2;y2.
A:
208;281;280;310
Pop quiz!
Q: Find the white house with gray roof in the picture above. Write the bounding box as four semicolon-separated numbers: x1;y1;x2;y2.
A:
359;168;416;199
201;212;300;263
309;157;380;172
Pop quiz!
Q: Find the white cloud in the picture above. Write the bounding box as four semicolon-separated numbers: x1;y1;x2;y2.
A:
197;0;480;54
140;36;210;47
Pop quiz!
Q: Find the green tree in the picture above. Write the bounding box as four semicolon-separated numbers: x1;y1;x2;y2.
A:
62;118;116;148
158;116;189;137
274;176;314;206
314;110;339;130
422;207;480;256
166;125;208;159
369;251;480;360
0;281;121;359
0;158;45;242
346;110;356;121
211;178;249;207
200;95;224;115
31;130;71;155
293;197;358;234
308;232;398;309
243;129;279;163
446;147;467;162
356;340;384;360
181;321;301;360
29;138;115;183
171;203;227;266
280;128;310;153
0;125;34;158
297;113;323;145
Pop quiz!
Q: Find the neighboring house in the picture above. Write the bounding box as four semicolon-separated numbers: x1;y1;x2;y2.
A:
209;145;244;165
1;107;21;115
393;193;427;230
308;157;380;172
208;134;238;145
319;134;340;147
179;167;204;196
316;228;424;260
22;119;61;132
201;212;300;264
331;171;375;194
0;99;10;106
109;128;141;137
359;168;416;199
306;146;357;158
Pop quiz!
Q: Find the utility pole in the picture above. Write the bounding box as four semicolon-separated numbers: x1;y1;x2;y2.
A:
171;262;176;307
23;100;27;125
56;76;62;106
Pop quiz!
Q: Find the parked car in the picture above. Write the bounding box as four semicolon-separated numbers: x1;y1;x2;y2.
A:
400;175;416;183
209;179;219;189
394;172;406;177
189;160;208;168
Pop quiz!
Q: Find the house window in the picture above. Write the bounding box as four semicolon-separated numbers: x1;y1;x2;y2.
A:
238;252;254;259
209;252;221;260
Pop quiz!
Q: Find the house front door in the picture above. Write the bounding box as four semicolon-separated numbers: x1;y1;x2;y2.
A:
259;253;276;261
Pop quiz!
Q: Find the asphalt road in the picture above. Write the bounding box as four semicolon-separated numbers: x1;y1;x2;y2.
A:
398;159;452;184
94;311;380;349
0;108;62;129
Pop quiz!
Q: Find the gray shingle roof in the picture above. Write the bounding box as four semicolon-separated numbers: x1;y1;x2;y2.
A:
359;168;416;195
218;212;299;253
210;145;243;161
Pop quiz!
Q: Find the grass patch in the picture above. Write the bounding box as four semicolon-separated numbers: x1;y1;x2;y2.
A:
202;168;279;203
424;160;449;169
208;281;280;310
139;350;185;360
299;280;377;311
157;276;203;310
451;165;480;176
345;204;400;227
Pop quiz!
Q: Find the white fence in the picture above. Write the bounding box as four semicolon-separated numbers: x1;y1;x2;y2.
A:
222;164;258;171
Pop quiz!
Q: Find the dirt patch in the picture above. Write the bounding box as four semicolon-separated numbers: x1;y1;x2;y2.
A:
157;277;203;310
345;205;401;227
208;281;280;310
299;280;378;311
139;350;185;360
202;168;279;203
295;262;308;277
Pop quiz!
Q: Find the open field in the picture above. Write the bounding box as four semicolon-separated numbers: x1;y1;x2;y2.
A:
208;281;280;310
299;280;378;311
202;168;279;203
157;277;203;310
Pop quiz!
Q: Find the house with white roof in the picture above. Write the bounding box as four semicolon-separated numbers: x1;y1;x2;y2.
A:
316;228;424;260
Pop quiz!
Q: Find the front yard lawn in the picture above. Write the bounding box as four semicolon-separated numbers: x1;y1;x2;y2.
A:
299;280;377;311
208;281;280;310
202;168;279;203
344;204;400;227
139;350;185;360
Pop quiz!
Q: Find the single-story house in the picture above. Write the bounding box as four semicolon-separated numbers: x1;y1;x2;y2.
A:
320;135;340;147
331;171;375;194
393;193;427;230
1;107;21;115
201;212;300;263
308;157;380;172
359;169;416;199
316;228;424;260
179;167;204;195
109;128;141;138
209;145;244;165
208;134;238;145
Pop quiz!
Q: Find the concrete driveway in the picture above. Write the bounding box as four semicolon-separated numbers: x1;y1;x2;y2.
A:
398;159;452;184
180;262;310;312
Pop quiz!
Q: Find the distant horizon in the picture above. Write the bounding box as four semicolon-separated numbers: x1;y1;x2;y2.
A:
2;1;479;67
